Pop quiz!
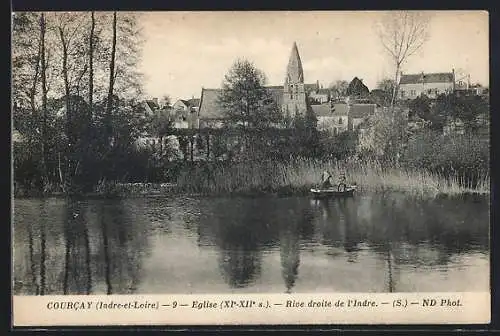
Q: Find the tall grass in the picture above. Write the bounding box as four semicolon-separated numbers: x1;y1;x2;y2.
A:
176;158;490;197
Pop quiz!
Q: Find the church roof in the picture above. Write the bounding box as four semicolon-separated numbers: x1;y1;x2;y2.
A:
285;42;304;84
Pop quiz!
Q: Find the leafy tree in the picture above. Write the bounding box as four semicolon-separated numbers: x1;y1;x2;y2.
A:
329;80;349;100
218;58;276;129
408;94;432;120
218;59;280;160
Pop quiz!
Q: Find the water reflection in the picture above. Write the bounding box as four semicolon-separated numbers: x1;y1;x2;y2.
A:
13;192;489;294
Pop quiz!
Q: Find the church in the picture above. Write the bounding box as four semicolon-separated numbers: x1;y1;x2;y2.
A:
197;42;322;128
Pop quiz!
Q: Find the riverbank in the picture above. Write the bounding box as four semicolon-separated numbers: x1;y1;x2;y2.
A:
14;160;489;199
176;159;490;198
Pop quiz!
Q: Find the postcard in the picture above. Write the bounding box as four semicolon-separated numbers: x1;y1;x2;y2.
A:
11;10;490;326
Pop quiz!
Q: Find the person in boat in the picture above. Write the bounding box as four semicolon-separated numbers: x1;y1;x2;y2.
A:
338;173;347;185
321;171;334;189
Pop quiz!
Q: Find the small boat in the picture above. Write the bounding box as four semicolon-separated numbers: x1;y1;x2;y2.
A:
310;184;357;198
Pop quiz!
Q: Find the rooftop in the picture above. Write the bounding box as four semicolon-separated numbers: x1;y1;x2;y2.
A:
349;104;377;119
400;72;454;85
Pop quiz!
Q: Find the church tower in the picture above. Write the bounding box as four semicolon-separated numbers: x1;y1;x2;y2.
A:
282;42;308;118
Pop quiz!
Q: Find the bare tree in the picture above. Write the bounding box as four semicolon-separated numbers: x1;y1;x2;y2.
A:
88;11;95;119
40;13;49;187
105;12;117;146
376;11;431;110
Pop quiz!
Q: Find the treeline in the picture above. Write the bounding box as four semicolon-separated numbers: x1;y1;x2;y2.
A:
13;12;147;195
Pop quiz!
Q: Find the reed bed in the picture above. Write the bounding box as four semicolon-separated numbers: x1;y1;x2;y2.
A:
176;158;490;197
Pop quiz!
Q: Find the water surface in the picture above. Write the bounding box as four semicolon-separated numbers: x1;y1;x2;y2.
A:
13;193;489;295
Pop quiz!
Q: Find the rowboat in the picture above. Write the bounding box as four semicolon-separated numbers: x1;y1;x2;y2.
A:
310;184;357;198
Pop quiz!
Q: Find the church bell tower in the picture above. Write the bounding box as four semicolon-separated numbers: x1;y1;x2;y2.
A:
282;42;307;118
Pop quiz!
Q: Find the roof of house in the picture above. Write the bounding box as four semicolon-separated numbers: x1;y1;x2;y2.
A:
331;103;349;116
311;104;333;117
400;72;454;85
349;104;376;119
187;98;201;108
145;100;159;111
198;88;224;120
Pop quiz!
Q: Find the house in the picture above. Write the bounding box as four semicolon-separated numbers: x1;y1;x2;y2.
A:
312;102;350;135
308;81;331;104
144;98;160;115
399;70;455;100
171;98;201;129
349;103;377;130
197;88;227;129
312;103;345;135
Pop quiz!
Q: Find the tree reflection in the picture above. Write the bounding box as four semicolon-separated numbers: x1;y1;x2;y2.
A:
217;222;262;288
279;200;313;293
313;198;362;261
92;200;147;294
62;198;93;294
39;201;47;295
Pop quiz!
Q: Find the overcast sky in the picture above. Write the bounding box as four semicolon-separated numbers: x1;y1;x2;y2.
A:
137;11;489;101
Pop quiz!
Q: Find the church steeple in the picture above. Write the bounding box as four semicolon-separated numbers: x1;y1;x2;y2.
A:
285;42;304;84
282;42;307;118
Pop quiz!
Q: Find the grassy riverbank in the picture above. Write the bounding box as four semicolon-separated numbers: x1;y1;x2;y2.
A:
176;159;490;197
14;159;489;198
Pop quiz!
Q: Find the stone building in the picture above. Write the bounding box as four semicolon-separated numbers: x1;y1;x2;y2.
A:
281;42;308;118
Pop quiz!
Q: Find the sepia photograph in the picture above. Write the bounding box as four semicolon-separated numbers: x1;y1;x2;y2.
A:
11;10;490;324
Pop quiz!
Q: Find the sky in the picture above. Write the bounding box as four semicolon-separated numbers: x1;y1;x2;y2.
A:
137;11;489;101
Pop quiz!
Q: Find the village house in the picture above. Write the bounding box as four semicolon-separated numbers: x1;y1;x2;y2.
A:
312;103;348;135
349;103;377;130
171;98;201;129
144;97;161;115
308;81;331;104
312;101;376;135
399;70;456;100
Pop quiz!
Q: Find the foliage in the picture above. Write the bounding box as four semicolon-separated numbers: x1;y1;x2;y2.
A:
401;130;489;188
218;58;278;129
329;80;349;99
12;12;145;194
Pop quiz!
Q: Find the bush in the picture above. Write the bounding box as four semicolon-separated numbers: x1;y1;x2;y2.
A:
401;130;489;188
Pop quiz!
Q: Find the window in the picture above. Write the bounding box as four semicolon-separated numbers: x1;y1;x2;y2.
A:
400;90;406;98
410;90;416;96
338;117;343;124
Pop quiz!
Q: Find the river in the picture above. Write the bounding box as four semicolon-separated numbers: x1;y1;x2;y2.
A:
12;192;489;295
